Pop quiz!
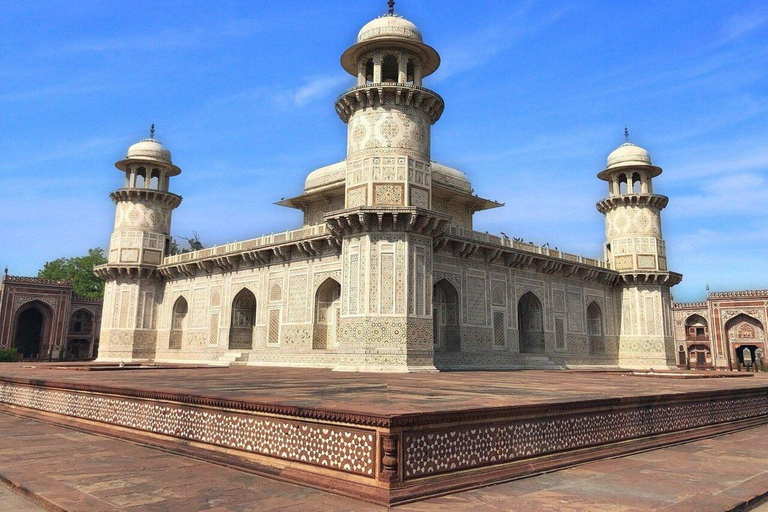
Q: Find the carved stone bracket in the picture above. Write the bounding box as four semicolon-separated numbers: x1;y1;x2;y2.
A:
325;207;450;239
335;83;445;124
110;188;183;208
94;264;160;281
620;271;683;287
596;193;669;214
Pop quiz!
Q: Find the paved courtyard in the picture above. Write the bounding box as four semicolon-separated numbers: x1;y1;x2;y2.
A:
0;364;763;415
2;411;768;511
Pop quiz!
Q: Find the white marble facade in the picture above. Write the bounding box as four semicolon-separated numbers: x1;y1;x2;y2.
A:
94;8;681;371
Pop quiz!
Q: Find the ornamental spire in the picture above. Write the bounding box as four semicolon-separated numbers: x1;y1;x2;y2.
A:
624;125;629;143
150;123;155;139
387;0;395;15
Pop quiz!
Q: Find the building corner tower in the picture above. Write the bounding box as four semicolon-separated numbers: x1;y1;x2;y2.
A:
326;4;450;371
94;130;182;362
597;137;681;369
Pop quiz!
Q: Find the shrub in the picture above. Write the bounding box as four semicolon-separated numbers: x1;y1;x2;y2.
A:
0;349;21;362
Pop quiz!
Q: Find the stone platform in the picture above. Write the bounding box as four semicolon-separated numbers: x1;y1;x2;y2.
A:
1;364;767;506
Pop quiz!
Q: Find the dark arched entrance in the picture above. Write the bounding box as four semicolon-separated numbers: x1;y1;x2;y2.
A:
518;292;545;353
14;304;49;359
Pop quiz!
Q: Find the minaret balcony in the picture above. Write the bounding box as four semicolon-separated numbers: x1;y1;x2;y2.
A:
596;193;668;214
335;83;444;124
110;188;183;208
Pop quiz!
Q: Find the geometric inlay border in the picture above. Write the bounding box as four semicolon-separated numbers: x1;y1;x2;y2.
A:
403;395;768;478
0;383;376;477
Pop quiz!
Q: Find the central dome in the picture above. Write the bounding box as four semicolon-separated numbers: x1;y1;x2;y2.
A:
357;14;423;43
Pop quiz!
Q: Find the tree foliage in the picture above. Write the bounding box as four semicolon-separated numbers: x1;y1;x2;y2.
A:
38;248;107;298
170;231;205;255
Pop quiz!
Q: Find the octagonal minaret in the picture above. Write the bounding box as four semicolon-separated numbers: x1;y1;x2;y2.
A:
327;3;450;372
596;132;681;369
95;127;183;362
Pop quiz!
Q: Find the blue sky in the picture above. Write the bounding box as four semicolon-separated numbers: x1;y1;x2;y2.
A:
1;1;766;302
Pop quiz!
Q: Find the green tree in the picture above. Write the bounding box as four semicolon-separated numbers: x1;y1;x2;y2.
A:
38;248;107;298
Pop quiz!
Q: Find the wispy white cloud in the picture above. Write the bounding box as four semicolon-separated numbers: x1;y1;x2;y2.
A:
292;75;348;107
720;9;768;43
0;83;111;102
433;3;577;81
671;171;768;218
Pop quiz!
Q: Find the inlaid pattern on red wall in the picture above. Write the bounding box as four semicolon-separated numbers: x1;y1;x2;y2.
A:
0;383;375;477
403;395;768;478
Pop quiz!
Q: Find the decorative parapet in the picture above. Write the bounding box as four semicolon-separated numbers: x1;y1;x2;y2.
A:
158;224;337;279
596;193;669;214
2;275;71;286
447;226;608;269
72;296;104;304
673;301;708;309
709;290;768;299
335;83;444;124
440;227;620;286
110;188;182;208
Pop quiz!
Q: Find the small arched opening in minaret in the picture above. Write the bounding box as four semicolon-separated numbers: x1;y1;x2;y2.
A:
365;58;374;84
313;278;341;350
135;167;146;188
631;172;642;194
382;55;399;83
433;279;460;352
148;169;161;190
618;173;628;194
406;59;415;86
169;297;188;349
518;292;544;353
229;288;256;350
587;302;604;354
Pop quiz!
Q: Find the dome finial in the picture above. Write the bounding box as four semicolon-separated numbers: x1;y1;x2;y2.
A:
387;0;395;15
150;123;155;139
624;125;629;143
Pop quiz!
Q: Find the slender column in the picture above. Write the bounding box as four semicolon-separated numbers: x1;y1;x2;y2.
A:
398;53;407;84
373;54;382;83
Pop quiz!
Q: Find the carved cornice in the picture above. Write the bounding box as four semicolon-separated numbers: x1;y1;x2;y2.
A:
110;188;183;209
324;207;451;238
2;275;70;286
439;234;622;286
709;290;768;299
620;272;683;287
673;301;708;309
335;83;444;124
93;264;161;281
596;193;669;214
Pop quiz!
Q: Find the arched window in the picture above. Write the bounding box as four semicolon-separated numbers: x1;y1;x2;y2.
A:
365;58;374;84
229;289;256;349
518;292;544;353
406;59;415;85
618;173;628;194
631;172;642;194
433;279;460;352
149;169;160;190
70;309;94;335
135;168;146;188
170;297;187;349
587;302;604;354
313;279;341;349
684;314;709;341
382;55;398;83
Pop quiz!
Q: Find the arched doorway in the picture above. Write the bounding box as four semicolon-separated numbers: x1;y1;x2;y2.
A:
14;302;52;359
433;279;460;352
725;313;765;367
169;297;188;350
518;292;544;353
314;279;341;349
687;344;711;368
587;302;604;354
229;288;256;349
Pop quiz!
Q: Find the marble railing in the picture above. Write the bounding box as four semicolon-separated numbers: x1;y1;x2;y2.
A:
447;226;607;269
163;224;330;265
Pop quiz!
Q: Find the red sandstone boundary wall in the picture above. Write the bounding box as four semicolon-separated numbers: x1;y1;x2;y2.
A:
1;375;767;505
